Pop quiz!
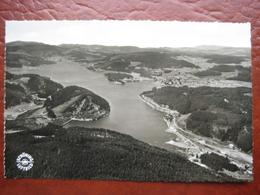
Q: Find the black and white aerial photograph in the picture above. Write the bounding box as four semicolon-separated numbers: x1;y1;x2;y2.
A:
4;20;252;182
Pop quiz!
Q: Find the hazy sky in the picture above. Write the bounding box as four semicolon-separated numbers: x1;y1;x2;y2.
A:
6;20;251;48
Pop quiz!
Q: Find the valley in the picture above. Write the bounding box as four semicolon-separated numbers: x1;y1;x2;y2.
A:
5;41;252;181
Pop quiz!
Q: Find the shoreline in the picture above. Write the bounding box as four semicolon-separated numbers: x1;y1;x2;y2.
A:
62;111;110;127
139;94;179;118
139;93;253;181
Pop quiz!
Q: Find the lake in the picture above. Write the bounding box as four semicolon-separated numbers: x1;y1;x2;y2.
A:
8;59;175;150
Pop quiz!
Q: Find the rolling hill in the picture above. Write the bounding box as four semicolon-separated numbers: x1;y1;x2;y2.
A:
142;86;252;152
5;72;110;130
5;124;234;182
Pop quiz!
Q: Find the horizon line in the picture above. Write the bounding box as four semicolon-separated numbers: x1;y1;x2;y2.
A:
6;40;251;49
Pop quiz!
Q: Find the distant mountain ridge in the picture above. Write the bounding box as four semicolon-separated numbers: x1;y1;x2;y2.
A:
6;41;250;68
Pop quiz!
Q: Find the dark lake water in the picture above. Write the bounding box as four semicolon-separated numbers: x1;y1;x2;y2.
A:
9;60;174;149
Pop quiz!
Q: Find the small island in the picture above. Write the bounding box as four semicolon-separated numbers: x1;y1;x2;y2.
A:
104;72;133;84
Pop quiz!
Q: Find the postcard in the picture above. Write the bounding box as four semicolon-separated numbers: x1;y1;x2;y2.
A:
4;20;252;182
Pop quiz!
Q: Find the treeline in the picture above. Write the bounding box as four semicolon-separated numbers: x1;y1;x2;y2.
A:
200;153;239;172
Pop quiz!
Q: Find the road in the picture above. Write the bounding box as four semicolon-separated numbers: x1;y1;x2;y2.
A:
166;116;253;180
